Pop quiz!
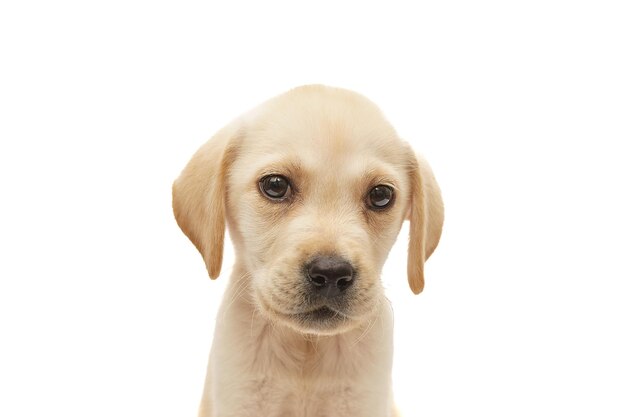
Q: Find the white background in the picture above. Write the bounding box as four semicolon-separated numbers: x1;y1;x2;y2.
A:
1;1;625;416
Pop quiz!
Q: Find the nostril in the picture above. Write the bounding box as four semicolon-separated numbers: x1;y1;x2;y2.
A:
310;273;327;287
336;276;352;290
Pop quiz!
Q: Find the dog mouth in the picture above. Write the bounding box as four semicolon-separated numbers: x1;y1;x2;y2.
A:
285;305;353;334
256;292;355;334
293;306;349;322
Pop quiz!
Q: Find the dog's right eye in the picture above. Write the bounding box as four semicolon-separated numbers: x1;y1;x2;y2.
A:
259;175;291;200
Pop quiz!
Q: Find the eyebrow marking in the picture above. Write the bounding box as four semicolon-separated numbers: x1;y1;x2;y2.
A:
257;159;305;179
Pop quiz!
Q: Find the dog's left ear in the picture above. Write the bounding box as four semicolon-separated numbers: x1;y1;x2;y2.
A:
406;150;444;294
172;122;240;279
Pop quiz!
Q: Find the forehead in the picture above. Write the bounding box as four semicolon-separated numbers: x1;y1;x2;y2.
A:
234;87;409;180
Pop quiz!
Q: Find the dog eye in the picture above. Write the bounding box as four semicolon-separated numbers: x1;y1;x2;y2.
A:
368;185;394;209
260;175;291;200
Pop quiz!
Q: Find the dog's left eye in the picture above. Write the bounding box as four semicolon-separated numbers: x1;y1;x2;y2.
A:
260;175;291;200
368;185;394;209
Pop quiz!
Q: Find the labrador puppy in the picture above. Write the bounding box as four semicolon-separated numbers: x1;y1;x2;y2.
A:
173;85;444;417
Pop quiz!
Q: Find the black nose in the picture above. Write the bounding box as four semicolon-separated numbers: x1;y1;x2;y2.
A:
307;256;355;298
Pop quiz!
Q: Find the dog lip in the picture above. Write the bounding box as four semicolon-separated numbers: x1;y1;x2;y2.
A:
295;306;349;321
256;290;352;327
256;291;327;317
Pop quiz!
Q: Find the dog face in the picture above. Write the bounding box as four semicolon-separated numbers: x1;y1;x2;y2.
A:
173;86;443;335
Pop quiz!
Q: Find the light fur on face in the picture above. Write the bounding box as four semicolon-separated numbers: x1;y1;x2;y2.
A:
173;85;443;417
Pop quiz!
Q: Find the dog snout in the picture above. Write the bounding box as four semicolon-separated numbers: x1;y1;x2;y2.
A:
306;256;355;299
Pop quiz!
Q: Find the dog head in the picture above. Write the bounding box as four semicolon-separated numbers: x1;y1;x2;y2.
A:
173;85;443;335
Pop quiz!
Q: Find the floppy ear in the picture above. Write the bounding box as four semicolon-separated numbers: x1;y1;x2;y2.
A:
406;151;444;294
172;123;240;279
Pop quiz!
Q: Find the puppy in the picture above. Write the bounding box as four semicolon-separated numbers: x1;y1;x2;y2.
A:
173;85;444;417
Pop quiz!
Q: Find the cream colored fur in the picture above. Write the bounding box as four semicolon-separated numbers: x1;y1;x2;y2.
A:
173;85;444;417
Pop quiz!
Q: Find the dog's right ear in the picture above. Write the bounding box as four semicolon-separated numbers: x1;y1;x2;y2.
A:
172;122;240;279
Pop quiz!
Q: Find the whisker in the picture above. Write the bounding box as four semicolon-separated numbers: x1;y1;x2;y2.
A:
351;300;381;348
220;272;252;319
